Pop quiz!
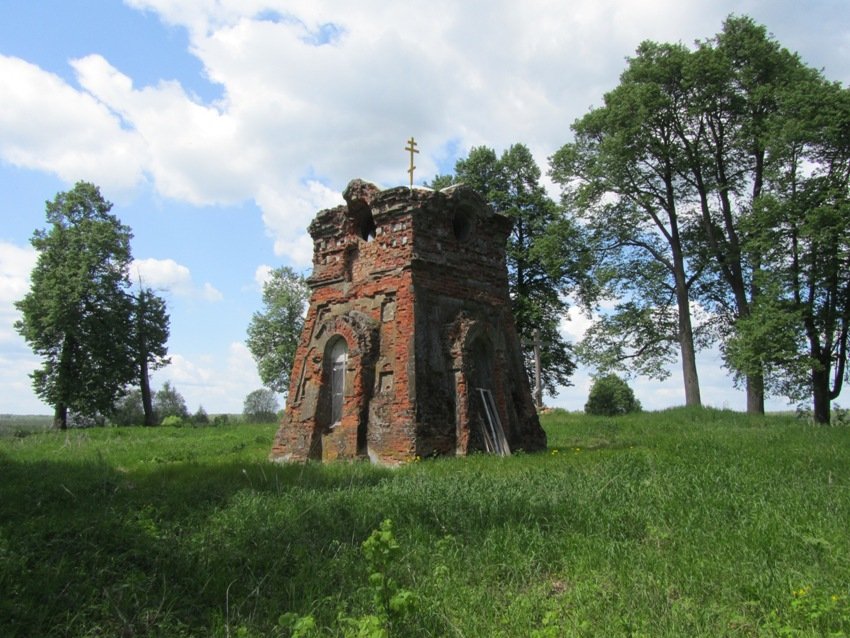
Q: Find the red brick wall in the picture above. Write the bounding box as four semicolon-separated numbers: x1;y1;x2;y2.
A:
271;181;545;465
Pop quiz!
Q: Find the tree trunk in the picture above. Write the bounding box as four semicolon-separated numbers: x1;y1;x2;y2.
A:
677;295;702;407
812;367;831;424
669;208;702;408
137;289;156;426
746;372;765;415
140;358;155;426
53;404;67;430
672;253;702;407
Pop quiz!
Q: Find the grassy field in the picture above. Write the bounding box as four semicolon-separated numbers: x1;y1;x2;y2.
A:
0;414;53;437
1;408;848;637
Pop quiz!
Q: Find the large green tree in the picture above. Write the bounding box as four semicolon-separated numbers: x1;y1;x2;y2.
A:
551;16;824;413
15;182;136;429
132;287;170;425
111;389;146;426
725;76;850;423
551;41;705;407
436;144;592;397
246;266;309;395
679;16;808;414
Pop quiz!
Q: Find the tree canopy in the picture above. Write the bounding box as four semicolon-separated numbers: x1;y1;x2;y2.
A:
551;39;704;407
132;286;170;425
15;182;137;428
551;15;848;419
585;374;642;416
434;144;593;396
246;266;309;395
724;74;850;422
153;381;188;423
243;388;280;423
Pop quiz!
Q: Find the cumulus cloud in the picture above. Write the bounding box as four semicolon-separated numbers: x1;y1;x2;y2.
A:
133;257;223;301
4;1;849;268
0;349;47;413
0;241;36;304
256;180;340;265
151;341;263;413
0;242;37;344
253;264;272;290
0;56;146;194
70;54;252;205
0;241;49;412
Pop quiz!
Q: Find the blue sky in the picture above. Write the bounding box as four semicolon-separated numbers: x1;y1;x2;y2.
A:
1;1;848;415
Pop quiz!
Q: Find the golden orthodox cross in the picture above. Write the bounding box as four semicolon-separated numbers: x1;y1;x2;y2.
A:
404;137;419;188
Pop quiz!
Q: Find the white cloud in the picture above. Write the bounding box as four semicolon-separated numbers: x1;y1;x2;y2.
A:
70;54;251;205
133;257;223;301
200;282;224;302
0;349;49;413
151;341;264;413
559;306;593;343
0;55;146;194
0;242;37;344
256;180;340;266
159;352;215;386
254;264;272;290
0;241;50;412
5;1;849;273
0;241;36;304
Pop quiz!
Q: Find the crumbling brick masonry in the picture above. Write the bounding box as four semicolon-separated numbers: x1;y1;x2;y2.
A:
270;179;546;464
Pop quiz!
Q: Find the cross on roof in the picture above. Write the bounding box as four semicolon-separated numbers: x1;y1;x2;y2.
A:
404;137;419;188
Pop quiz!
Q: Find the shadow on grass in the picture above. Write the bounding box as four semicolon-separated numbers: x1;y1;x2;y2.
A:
1;452;570;637
0;455;406;637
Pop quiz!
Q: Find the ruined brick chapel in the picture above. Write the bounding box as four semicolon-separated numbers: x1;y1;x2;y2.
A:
271;178;546;465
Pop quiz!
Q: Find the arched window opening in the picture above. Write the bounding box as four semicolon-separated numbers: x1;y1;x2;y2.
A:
328;337;348;425
350;204;376;241
358;211;376;241
452;209;472;241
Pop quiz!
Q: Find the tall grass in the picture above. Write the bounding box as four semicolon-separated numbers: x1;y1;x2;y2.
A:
1;409;848;636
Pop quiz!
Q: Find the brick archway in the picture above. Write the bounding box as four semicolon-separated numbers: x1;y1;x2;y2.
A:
312;311;379;460
447;314;510;455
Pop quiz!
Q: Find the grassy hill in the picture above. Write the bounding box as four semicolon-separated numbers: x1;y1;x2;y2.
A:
1;408;848;637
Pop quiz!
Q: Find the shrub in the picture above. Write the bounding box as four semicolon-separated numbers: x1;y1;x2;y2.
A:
585;374;641;416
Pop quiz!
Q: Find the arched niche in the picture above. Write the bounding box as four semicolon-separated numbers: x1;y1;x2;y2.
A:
447;315;510;455
310;311;379;460
452;206;474;242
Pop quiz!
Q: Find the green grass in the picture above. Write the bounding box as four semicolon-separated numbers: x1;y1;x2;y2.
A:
1;409;848;637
